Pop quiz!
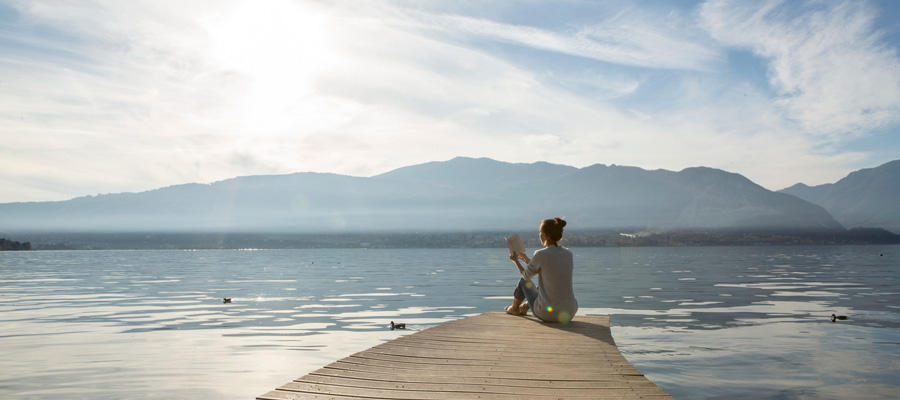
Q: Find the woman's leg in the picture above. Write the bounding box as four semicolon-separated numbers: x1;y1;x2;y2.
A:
517;278;538;315
506;279;526;315
506;297;525;315
507;278;538;315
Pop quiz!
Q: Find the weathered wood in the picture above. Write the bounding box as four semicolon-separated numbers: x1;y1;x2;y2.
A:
298;374;661;390
257;312;672;399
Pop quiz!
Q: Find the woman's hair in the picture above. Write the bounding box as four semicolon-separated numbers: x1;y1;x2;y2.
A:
540;217;566;243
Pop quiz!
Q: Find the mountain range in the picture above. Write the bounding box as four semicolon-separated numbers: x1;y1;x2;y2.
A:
779;160;900;234
2;157;876;235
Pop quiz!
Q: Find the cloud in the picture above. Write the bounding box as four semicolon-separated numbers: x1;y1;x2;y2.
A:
401;5;723;71
700;0;900;138
0;0;896;203
523;133;564;149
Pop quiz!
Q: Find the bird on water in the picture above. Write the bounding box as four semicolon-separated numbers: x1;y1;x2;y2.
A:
831;314;847;322
390;321;406;330
223;298;232;303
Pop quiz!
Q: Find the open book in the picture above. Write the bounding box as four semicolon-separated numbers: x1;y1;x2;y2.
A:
505;234;526;256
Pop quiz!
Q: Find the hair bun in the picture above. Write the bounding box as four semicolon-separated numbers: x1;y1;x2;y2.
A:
540;217;566;242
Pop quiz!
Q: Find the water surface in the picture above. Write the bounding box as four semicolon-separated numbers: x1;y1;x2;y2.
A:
1;245;897;399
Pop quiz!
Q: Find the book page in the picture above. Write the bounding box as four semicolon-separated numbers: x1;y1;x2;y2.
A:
505;234;526;255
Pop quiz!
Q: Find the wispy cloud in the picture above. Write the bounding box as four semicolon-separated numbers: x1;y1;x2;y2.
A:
401;6;723;71
700;0;900;138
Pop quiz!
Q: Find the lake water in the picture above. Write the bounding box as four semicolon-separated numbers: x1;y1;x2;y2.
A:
1;245;898;399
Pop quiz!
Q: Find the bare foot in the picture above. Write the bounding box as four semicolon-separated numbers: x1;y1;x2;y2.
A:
519;302;530;315
505;305;521;315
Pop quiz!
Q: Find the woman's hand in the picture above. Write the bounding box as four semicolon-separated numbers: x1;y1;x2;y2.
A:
510;252;530;264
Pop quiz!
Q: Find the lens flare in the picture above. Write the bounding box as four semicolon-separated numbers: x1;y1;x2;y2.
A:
546;306;553;312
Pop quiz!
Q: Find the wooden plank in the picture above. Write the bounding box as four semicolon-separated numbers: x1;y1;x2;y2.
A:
257;312;673;399
360;343;632;360
331;360;644;376
310;367;653;383
346;352;637;367
276;381;670;399
332;355;642;370
321;362;646;379
259;390;672;400
319;364;646;381
293;375;664;394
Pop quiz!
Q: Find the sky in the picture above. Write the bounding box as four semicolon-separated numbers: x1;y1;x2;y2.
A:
1;0;899;203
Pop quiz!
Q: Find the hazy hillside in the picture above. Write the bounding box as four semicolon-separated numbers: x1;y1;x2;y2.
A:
780;160;900;234
500;163;840;232
0;157;843;234
376;157;578;197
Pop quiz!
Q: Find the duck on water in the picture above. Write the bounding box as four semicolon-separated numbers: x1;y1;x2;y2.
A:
390;321;406;330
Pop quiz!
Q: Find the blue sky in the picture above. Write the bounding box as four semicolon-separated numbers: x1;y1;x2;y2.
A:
1;0;899;202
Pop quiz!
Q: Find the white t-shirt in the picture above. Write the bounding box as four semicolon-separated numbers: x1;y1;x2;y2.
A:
522;245;578;323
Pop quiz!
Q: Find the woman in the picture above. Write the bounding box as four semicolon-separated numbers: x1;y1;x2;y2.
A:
506;217;578;323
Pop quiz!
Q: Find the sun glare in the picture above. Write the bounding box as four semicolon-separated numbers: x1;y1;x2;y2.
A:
202;0;340;135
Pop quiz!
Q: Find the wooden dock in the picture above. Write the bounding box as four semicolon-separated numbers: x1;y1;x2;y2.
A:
257;312;672;399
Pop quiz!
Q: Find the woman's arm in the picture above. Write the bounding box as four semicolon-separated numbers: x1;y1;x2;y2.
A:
509;252;531;276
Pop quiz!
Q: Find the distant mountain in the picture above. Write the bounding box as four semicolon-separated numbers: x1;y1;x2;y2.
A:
376;157;578;197
780;160;900;234
0;157;843;234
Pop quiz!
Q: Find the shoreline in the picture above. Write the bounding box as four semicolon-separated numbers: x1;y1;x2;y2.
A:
7;229;900;250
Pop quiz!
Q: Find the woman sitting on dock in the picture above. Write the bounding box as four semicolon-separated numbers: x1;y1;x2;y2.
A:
506;217;578;323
